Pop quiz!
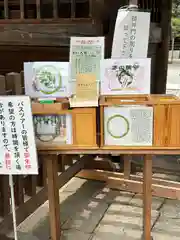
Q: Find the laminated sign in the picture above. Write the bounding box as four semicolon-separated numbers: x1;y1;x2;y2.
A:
111;10;150;58
24;62;70;98
100;58;151;95
104;106;153;146
69;37;104;95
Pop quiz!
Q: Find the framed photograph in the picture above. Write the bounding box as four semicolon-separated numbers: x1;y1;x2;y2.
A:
33;114;73;148
100;58;151;95
104;106;153;146
24;62;70;98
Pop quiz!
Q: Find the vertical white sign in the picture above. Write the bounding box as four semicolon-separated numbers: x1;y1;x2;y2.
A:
0;96;38;175
111;10;150;58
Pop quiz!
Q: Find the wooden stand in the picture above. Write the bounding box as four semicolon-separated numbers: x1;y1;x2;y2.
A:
42;149;178;240
36;95;180;240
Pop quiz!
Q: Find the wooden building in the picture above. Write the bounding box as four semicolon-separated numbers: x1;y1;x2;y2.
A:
0;0;172;93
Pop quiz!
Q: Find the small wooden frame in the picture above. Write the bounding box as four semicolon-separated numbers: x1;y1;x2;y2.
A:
100;94;180;149
32;100;98;150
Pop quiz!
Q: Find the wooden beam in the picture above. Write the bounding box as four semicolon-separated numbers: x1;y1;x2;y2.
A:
46;155;61;240
36;0;41;19
20;0;25;19
143;155;152;240
0;22;102;46
4;0;9;19
53;0;58;18
123;155;131;179
154;0;172;93
77;169;180;200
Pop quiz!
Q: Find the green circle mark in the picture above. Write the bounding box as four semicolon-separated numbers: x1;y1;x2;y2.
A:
35;65;62;95
107;114;130;139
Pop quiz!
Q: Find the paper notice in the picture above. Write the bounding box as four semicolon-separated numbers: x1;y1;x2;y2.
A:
70;74;98;107
104;106;153;146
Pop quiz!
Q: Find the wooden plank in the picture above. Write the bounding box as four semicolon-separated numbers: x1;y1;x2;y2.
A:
71;0;76;18
53;0;58;18
14;176;24;206
4;0;9;19
0;75;6;95
5;72;22;95
58;155;65;172
108;178;180;200
36;0;41;19
143;155;152;240
24;176;37;197
0;176;10;217
0;22;102;46
46;155;61;240
37;156;47;187
20;0;25;19
77;169;180;200
39;148;180;155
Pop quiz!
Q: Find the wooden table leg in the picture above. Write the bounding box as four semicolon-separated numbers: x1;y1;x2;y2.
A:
124;155;131;179
46;155;61;240
142;154;153;240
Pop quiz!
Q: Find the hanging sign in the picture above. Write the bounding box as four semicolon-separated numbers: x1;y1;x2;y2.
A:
100;58;151;95
0;96;38;175
111;9;150;58
24;62;70;98
69;37;104;95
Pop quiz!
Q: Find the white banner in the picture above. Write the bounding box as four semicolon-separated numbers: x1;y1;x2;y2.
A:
0;96;38;175
111;9;150;58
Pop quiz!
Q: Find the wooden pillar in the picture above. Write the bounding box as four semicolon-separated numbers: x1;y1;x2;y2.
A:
154;0;172;93
142;155;152;240
46;155;61;240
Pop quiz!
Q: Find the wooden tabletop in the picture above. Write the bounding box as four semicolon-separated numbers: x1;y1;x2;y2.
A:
39;147;180;155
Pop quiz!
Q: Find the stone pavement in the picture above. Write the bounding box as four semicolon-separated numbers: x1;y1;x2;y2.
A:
8;177;180;240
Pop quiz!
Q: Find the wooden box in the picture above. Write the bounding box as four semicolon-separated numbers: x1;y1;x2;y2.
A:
100;94;180;149
31;101;98;150
149;94;180;147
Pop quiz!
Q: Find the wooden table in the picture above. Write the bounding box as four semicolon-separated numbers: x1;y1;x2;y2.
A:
42;148;180;240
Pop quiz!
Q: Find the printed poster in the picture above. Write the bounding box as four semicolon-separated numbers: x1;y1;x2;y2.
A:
0;96;38;175
34;114;72;148
100;58;151;95
69;37;104;95
24;62;70;98
104;106;153;146
111;10;150;58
